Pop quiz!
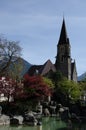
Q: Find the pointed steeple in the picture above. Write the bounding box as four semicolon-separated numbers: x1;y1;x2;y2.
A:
58;18;68;44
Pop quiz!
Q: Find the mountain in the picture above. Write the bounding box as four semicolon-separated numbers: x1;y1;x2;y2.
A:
21;58;32;76
78;72;86;81
0;57;32;77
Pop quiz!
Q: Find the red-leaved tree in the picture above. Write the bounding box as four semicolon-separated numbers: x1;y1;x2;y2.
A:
0;75;52;102
23;74;52;101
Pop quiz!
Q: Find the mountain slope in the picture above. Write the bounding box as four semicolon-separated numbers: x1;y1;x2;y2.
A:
0;57;32;77
21;58;32;76
78;72;86;81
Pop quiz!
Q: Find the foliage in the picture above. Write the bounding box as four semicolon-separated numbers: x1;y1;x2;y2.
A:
60;80;81;100
0;74;53;104
50;71;64;86
0;77;16;102
49;71;81;104
8;58;23;81
54;79;81;103
23;74;52;100
43;77;54;88
78;81;86;101
79;81;86;91
0;77;25;102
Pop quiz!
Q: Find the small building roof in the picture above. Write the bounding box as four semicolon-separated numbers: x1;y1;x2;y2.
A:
28;59;56;76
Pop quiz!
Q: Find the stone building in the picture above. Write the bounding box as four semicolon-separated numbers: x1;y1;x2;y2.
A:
28;18;77;82
55;18;77;82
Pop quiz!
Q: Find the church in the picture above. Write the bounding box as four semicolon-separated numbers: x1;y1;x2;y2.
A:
28;18;77;82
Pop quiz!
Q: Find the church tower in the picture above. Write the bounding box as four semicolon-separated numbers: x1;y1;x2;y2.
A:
28;18;77;82
55;18;72;80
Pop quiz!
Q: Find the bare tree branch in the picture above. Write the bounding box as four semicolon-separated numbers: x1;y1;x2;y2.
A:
0;36;22;76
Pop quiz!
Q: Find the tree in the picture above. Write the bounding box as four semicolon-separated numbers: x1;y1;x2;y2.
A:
23;74;52;101
59;80;81;100
43;77;54;89
79;81;86;91
54;78;81;105
50;71;64;87
8;58;23;81
0;36;22;76
0;76;25;102
0;77;16;102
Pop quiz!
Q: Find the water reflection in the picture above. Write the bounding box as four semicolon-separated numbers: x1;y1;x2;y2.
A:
42;117;67;130
37;125;42;130
0;117;86;130
72;124;86;130
57;123;86;130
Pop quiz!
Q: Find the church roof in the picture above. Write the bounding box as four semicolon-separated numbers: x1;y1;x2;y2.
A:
58;18;69;45
28;65;43;76
28;59;56;76
40;59;56;76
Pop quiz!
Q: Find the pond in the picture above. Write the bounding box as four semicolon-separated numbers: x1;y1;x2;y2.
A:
0;117;86;130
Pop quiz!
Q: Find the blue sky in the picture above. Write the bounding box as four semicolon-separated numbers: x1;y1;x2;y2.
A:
0;0;86;76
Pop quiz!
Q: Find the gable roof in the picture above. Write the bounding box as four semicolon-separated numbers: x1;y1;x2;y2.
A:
28;65;42;76
28;59;56;76
40;59;56;76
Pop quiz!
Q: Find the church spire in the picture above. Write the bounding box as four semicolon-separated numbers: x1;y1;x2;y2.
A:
58;18;68;44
